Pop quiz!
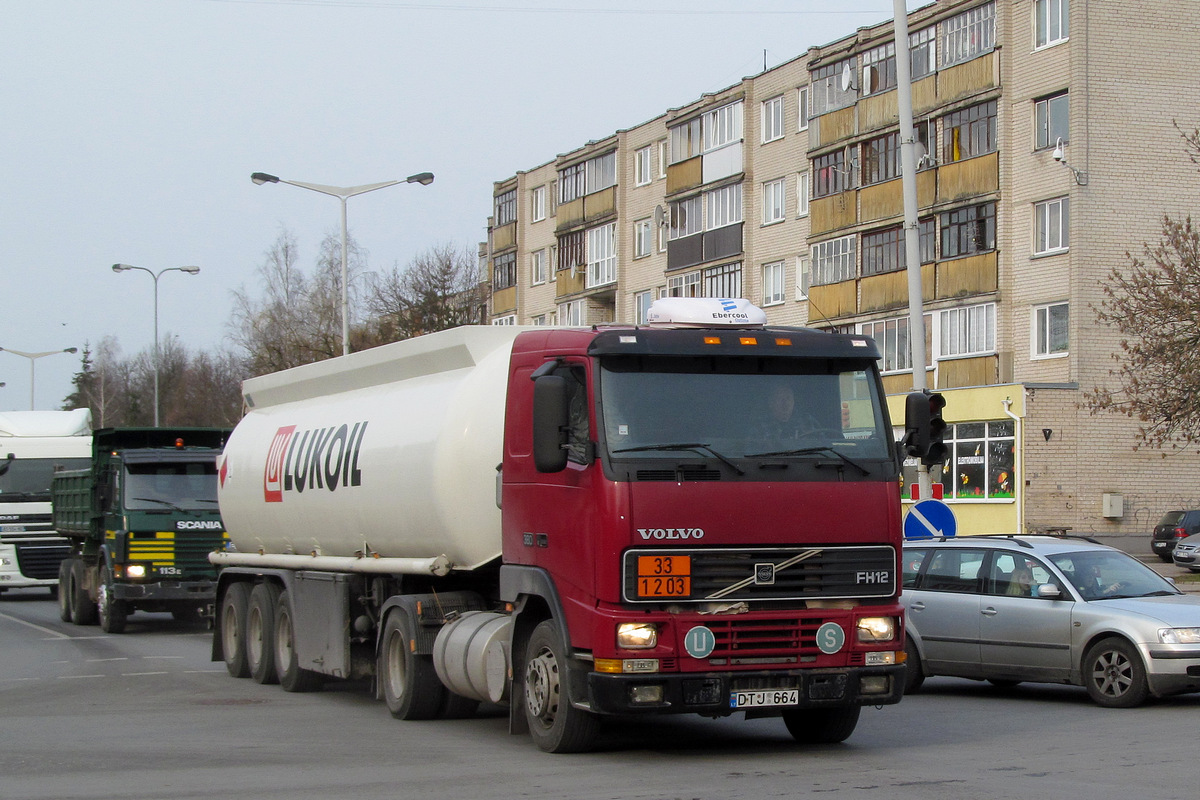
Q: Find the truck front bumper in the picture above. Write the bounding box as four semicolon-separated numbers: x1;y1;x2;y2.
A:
586;664;905;716
113;580;216;602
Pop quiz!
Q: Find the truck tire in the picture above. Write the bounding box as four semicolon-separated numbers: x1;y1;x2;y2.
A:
523;619;599;753
98;571;127;634
1083;636;1149;708
379;611;445;720
903;638;925;694
57;559;74;623
220;582;252;678
274;590;322;692
247;582;281;685
782;706;861;744
70;559;97;626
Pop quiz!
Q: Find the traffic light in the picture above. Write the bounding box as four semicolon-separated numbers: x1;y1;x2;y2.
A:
902;390;948;465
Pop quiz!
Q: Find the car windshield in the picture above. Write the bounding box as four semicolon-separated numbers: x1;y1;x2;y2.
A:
1157;511;1185;527
1048;549;1180;600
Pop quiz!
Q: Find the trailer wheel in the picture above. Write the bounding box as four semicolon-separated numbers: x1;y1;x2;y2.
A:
523;619;599;753
70;559;97;626
274;590;322;692
98;569;127;634
247;582;281;685
57;559;74;623
379;611;445;720
220;582;252;678
781;706;861;744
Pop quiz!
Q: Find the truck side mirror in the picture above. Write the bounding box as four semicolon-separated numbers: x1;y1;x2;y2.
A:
532;374;570;473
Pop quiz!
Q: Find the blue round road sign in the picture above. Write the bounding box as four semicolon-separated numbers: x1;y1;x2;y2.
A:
904;499;957;539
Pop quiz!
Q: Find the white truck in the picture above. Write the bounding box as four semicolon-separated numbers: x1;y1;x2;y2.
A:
0;409;93;597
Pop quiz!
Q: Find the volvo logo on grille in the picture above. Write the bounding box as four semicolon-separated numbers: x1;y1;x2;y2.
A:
754;563;776;585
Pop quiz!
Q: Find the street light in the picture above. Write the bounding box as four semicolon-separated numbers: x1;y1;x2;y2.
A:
251;170;434;356
0;347;79;410
111;263;201;427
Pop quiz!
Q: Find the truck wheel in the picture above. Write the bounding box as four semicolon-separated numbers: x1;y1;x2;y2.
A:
57;559;74;623
274;590;322;692
247;582;281;685
523;619;599;753
379;611;445;720
1083;637;1149;708
70;559;97;626
220;582;252;678
98;575;127;634
782;706;861;744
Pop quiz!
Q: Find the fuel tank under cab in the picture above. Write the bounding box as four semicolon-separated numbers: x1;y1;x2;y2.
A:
217;326;526;570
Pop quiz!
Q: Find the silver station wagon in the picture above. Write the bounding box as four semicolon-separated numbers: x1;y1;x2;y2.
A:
902;535;1200;707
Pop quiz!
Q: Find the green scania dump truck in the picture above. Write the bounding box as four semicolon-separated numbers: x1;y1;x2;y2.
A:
53;428;230;632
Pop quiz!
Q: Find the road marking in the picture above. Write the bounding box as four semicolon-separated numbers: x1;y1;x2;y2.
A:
122;671;169;677
87;658;129;663
0;611;71;639
58;675;105;680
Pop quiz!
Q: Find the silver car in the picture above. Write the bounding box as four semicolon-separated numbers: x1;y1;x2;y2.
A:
902;535;1200;707
1172;533;1200;572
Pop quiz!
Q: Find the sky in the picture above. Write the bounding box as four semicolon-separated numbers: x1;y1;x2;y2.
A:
1;0;923;412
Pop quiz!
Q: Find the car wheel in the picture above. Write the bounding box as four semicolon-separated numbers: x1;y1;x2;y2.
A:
1083;637;1149;708
903;638;925;694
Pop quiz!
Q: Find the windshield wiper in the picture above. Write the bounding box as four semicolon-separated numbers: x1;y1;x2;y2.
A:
745;446;870;476
133;497;186;513
613;443;745;476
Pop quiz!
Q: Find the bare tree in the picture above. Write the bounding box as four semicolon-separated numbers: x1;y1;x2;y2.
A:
365;242;487;343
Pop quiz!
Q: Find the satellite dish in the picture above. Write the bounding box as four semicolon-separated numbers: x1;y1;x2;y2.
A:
654;204;668;227
840;61;856;92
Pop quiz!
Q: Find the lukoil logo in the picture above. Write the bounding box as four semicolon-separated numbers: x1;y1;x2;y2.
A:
263;422;368;502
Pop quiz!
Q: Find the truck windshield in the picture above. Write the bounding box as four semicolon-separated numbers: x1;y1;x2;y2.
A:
0;457;91;499
123;462;219;511
599;355;891;461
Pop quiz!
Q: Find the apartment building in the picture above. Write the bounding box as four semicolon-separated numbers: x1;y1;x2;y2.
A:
485;0;1200;536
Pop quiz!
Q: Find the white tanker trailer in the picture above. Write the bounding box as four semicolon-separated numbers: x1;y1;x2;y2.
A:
212;299;912;753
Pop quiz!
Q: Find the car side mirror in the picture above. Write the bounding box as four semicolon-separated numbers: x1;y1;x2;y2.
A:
1033;583;1061;600
532;374;570;473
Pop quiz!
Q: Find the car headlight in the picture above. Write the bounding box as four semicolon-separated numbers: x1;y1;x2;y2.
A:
1159;627;1200;644
857;616;896;643
126;564;147;579
616;622;658;649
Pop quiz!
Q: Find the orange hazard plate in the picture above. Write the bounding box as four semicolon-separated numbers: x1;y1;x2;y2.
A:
635;555;691;598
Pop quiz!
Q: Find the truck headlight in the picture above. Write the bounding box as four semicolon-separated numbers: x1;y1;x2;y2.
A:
127;565;147;579
1159;627;1200;644
616;622;658;649
856;616;896;643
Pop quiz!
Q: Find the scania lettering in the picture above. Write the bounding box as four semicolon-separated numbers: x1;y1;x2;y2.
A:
54;428;229;632
0;410;92;597
212;298;915;753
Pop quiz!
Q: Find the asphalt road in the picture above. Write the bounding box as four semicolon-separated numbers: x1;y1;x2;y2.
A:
2;587;1198;800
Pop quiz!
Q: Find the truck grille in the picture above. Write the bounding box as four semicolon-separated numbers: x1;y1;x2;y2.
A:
126;531;225;576
15;542;71;580
622;545;896;604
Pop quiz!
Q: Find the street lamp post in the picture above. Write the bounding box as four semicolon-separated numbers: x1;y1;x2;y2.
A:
111;263;201;426
0;347;79;410
250;170;434;356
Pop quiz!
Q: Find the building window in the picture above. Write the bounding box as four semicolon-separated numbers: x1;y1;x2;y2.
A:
669;117;701;165
795;255;811;300
941;202;996;259
1036;0;1069;48
1034;197;1069;255
910;26;936;79
813;149;851;198
862;226;904;276
861;41;896;96
530;186;546;222
493;251;516;290
762;95;785;143
703;262;742;298
811;236;856;286
862;131;900;186
940;302;996;358
559;299;585;326
530;314;547;326
1033;302;1069;357
917;217;936;264
811;58;857;116
634;218;653;259
668;195;702;240
762;260;785;306
494;189;516;226
762;178;786;225
706;183;743;230
558;152;615;204
944;420;1016;500
943;100;997;163
558;162;585;205
586;222;617;288
703;100;744;153
549;180;557;216
858;316;910;373
491;315;516;326
635;146;653;186
797;85;810;131
634;290;654;324
558;230;585;272
658;140;668;178
668;271;701;297
942;0;995;68
796;171;809;217
1035;92;1069;150
531;249;547;286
